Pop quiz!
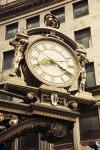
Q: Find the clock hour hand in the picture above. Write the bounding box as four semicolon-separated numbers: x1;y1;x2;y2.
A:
32;58;51;68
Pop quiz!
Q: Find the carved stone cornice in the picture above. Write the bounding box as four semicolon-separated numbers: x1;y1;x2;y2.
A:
0;0;63;22
0;99;79;121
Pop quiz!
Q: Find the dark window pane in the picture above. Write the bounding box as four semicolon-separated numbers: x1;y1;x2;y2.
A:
85;62;96;88
74;27;92;48
80;114;100;141
6;23;18;40
19;133;38;150
80;116;99;130
73;0;89;19
27;15;40;29
51;7;65;23
3;50;14;70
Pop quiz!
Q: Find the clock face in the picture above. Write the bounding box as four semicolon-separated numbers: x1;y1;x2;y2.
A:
25;37;80;87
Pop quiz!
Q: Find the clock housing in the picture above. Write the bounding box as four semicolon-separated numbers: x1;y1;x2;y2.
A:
25;37;80;88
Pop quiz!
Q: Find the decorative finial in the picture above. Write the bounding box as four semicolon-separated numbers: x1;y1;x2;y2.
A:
44;14;60;29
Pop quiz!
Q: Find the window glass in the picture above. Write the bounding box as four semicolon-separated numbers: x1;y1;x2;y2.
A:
74;27;92;48
6;22;18;40
51;7;65;23
3;50;14;70
19;133;38;150
73;0;89;19
80;113;100;141
85;62;96;88
26;15;40;29
80;116;99;130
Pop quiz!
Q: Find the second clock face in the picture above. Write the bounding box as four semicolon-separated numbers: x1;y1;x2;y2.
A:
25;37;80;87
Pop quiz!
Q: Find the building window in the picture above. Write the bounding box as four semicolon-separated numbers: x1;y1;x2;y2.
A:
80;110;100;141
73;0;89;19
19;133;38;150
3;50;14;70
74;27;92;48
26;15;40;29
51;7;65;23
85;62;96;88
6;22;18;40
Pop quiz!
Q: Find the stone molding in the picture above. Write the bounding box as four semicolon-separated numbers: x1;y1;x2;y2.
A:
0;0;62;21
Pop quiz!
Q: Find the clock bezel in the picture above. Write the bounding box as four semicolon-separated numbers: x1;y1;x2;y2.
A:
25;37;80;88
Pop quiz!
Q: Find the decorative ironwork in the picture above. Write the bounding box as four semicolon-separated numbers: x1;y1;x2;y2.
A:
41;93;67;107
0;114;68;144
9;115;18;127
51;122;66;138
51;92;59;106
57;97;67;106
0;112;19;134
67;101;78;111
44;14;60;29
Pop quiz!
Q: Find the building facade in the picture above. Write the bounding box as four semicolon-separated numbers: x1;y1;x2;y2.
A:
0;0;100;150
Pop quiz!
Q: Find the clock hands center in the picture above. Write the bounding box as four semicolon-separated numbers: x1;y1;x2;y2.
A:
33;46;73;77
38;58;73;77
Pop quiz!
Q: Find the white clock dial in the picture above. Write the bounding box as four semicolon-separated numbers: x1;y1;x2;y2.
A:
25;37;80;87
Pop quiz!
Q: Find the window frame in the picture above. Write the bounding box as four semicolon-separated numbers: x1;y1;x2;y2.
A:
26;15;40;30
73;0;89;19
5;22;18;40
51;7;65;23
3;50;15;71
80;109;100;141
74;27;92;49
85;62;96;88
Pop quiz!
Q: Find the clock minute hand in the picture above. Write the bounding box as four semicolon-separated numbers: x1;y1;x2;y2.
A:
51;60;74;77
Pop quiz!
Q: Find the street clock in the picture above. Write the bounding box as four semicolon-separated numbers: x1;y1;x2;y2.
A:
25;37;80;88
